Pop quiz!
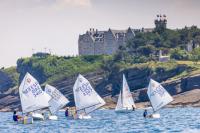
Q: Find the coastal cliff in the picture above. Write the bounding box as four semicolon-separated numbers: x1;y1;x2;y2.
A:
1;65;200;111
0;70;15;92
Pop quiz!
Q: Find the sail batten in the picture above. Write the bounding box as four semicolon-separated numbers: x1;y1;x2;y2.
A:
73;74;105;115
147;79;173;112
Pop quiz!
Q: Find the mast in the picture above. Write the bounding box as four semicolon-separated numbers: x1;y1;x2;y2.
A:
121;85;123;108
149;92;156;112
19;74;27;114
148;80;157;112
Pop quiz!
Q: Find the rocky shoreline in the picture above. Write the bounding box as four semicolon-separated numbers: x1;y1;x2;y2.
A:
1;89;200;112
103;89;200;110
1;72;200;112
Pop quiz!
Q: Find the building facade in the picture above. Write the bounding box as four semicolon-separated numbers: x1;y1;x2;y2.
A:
78;27;141;55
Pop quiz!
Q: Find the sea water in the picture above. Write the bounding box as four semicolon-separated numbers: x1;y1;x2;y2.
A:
1;107;200;133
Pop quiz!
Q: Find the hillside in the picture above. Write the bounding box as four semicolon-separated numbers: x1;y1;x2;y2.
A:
1;25;200;111
1;56;200;111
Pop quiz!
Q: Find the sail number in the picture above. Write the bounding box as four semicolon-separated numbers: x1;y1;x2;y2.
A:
78;82;93;96
23;82;42;97
51;90;62;101
150;85;165;97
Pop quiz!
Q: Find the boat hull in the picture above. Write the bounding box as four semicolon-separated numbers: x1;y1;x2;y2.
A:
115;108;134;113
32;113;44;121
48;115;58;120
78;114;92;119
149;113;160;118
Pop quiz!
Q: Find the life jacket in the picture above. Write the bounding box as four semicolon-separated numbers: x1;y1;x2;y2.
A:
143;111;147;117
13;114;18;121
65;110;69;117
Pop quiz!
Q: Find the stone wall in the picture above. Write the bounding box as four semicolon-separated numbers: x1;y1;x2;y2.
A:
78;33;95;55
104;30;116;55
78;28;135;55
94;41;105;55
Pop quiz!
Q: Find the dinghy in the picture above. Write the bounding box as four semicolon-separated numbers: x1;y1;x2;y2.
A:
31;112;44;121
115;74;136;113
73;74;105;119
45;84;70;120
147;79;173;118
19;72;51;122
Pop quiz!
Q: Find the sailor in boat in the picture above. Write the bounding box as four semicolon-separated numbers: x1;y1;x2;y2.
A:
41;113;45;119
65;108;69;117
143;110;154;118
132;105;135;111
143;109;148;118
13;111;23;122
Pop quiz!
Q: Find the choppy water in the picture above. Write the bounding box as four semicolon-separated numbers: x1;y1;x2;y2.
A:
1;107;200;133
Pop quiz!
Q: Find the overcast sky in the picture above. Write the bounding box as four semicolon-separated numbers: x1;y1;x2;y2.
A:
0;0;200;67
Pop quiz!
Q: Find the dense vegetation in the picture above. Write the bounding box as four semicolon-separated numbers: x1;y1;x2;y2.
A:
16;55;107;84
113;26;200;64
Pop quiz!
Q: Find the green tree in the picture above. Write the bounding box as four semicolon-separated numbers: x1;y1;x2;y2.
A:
170;48;189;60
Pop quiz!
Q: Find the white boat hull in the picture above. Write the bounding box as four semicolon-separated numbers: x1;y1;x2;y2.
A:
78;114;92;119
115;108;134;113
149;113;160;118
32;113;44;121
48;115;58;120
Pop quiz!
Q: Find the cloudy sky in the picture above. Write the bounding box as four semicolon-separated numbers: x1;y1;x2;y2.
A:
0;0;200;67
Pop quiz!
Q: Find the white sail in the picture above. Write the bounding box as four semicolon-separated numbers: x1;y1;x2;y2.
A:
115;74;136;110
19;73;51;113
147;79;173;112
45;84;69;114
73;74;105;115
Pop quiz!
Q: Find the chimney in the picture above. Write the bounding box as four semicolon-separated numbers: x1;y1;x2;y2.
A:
159;50;162;57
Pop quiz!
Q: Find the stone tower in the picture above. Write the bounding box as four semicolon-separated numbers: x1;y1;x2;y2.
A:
154;14;167;33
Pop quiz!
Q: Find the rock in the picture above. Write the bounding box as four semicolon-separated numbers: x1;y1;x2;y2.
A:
0;70;14;92
2;70;200;111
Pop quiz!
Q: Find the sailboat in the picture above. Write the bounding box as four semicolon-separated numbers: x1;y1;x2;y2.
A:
45;84;70;120
115;74;136;113
73;74;106;119
147;79;173;118
19;72;51;122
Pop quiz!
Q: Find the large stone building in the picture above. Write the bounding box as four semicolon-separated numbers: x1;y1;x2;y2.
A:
78;28;146;55
78;15;168;55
